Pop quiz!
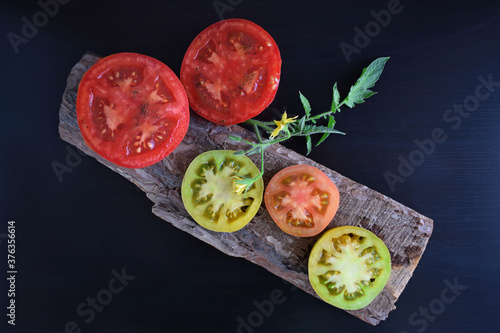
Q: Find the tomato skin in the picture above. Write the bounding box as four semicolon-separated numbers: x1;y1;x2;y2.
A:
181;150;264;232
77;52;189;168
181;19;281;125
264;165;339;237
308;226;392;310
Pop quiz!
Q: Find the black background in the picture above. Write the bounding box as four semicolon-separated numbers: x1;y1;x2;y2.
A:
1;0;500;332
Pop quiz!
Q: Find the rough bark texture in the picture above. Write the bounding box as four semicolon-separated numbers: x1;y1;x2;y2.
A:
59;53;433;325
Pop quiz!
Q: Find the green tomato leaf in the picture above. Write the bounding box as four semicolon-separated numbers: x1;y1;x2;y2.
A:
244;146;263;156
299;91;312;118
306;135;312;155
228;135;244;142
302;125;344;136
332;82;340;113
316;115;336;147
343;57;389;108
298;116;306;132
233;150;246;156
328;115;336;129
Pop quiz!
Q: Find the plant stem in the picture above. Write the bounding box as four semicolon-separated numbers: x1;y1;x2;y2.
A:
245;118;274;131
309;102;344;121
253;123;264;143
255;146;265;181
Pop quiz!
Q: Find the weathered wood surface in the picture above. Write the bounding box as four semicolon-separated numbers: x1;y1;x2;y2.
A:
59;53;433;325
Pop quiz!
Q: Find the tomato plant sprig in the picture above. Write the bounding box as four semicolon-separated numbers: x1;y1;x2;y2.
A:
229;57;390;194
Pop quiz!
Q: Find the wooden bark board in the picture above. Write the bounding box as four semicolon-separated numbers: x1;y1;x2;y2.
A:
58;53;433;326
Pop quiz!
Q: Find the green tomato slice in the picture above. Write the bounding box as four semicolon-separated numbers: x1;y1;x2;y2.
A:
181;150;264;232
308;226;392;310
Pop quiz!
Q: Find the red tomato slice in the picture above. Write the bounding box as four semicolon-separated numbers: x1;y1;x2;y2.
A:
264;165;340;237
77;53;189;168
180;19;281;125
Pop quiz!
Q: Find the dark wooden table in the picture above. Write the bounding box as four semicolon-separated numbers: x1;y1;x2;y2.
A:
1;0;499;332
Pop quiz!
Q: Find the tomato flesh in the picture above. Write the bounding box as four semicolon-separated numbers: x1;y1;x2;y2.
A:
181;19;281;125
77;52;189;168
308;226;392;310
264;165;339;237
181;150;264;232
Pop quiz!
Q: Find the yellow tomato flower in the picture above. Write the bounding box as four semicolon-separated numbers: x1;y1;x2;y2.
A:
270;112;298;139
232;175;251;196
